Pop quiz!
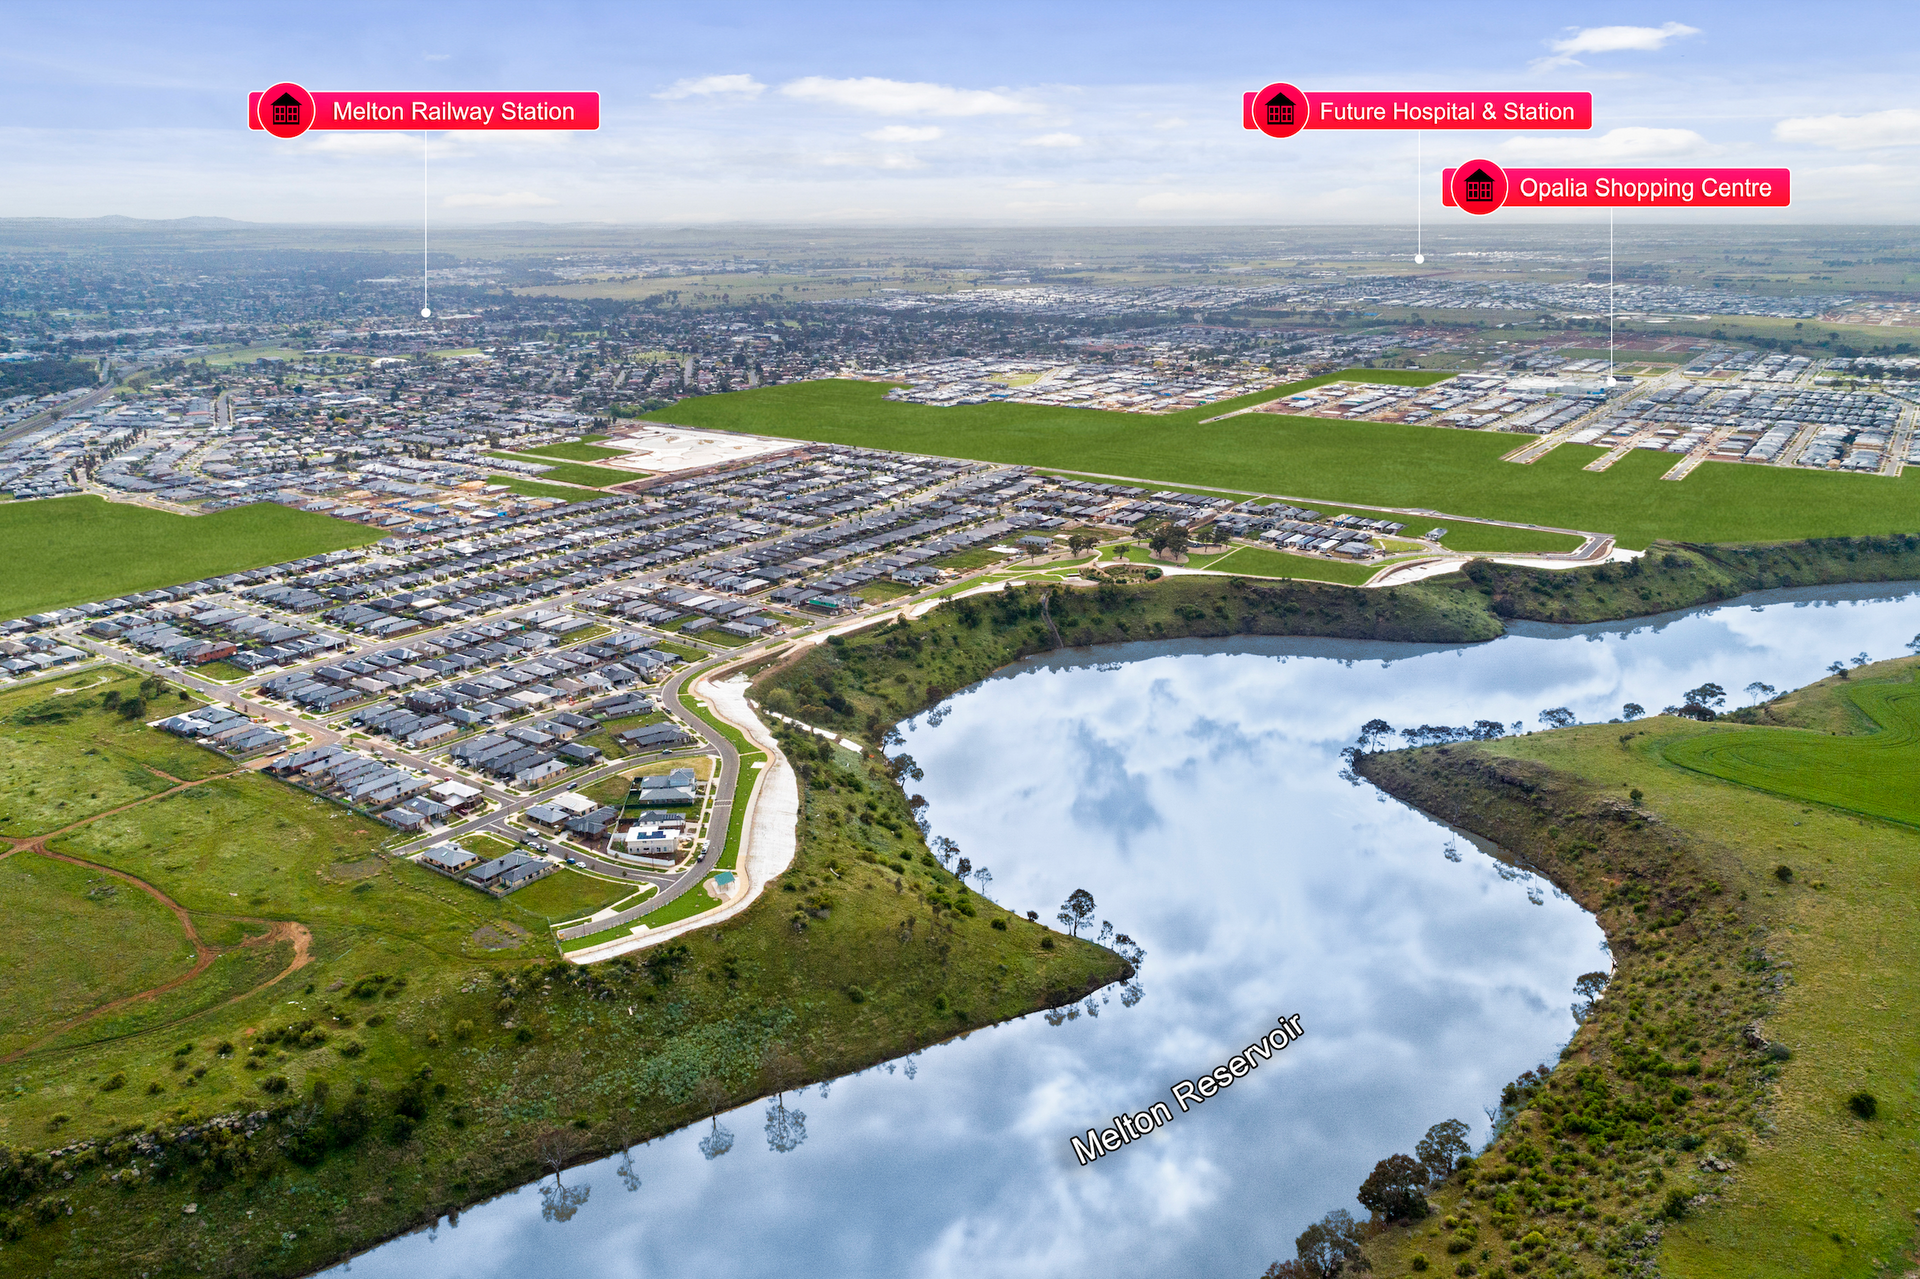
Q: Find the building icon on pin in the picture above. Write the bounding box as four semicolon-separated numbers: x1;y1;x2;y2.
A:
1264;90;1295;127
1463;168;1496;203
271;93;302;127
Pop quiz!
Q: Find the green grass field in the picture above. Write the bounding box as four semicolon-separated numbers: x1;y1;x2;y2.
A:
1663;666;1920;828
1195;545;1388;585
0;496;381;621
645;377;1920;548
0;851;197;1057
504;867;634;923
483;452;640;488
0;669;222;836
515;441;636;464
485;475;598;502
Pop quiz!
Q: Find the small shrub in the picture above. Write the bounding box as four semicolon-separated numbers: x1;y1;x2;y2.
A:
337;1041;365;1059
844;985;866;1004
425;1030;441;1048
144;1081;164;1095
452;1019;475;1042
514;1027;534;1044
990;916;1007;930
1659;1187;1690;1221
1040;936;1054;950
1411;1257;1430;1273
100;1073;125;1092
1774;864;1793;883
1848;1091;1878;1120
259;1075;289;1095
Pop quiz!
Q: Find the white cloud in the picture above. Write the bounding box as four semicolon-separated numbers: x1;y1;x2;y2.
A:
1775;108;1920;150
441;191;558;208
423;53;450;62
299;133;428;157
1022;132;1082;148
1005;179;1056;189
1135;190;1266;215
654;74;765;101
1500;126;1713;162
816;150;923;170
1005;200;1086;212
864;125;943;143
781;76;1033;116
1533;22;1700;71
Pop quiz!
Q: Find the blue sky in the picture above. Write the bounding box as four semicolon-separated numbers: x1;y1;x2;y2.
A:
2;0;1916;224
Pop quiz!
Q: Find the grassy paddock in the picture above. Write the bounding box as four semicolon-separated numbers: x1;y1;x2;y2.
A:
644;377;1920;548
515;441;635;464
0;496;379;621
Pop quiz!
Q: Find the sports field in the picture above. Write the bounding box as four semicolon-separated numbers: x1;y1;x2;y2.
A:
1663;666;1920;827
0;496;382;621
485;474;597;502
645;376;1920;548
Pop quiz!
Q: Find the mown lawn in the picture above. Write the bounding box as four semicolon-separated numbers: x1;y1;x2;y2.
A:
504;867;635;924
0;496;380;621
644;377;1920;548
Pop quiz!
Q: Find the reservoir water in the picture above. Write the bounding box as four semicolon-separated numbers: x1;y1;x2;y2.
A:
323;583;1920;1279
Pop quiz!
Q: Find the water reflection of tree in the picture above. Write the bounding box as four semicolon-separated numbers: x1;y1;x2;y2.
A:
536;1128;591;1223
764;1094;808;1153
699;1116;736;1160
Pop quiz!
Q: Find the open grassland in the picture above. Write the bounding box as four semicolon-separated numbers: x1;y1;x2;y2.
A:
1665;668;1920;828
482;452;640;488
484;474;597;502
0;851;196;1057
646;378;1920;549
1352;661;1920;1279
1188;545;1387;585
514;441;635;464
0;496;381;622
0;669;221;836
0;689;1125;1277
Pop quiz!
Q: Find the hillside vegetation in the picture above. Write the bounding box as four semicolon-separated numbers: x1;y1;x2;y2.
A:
1345;658;1920;1279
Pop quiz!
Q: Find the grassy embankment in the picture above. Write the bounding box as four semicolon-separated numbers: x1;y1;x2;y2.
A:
0;496;381;622
1347;659;1920;1279
644;376;1920;549
749;573;1502;742
0;663;1124;1277
1455;535;1920;624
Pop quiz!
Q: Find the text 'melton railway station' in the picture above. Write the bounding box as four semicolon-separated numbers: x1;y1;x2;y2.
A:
249;83;600;137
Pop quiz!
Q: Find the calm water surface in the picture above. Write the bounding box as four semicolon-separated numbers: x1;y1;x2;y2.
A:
325;584;1920;1279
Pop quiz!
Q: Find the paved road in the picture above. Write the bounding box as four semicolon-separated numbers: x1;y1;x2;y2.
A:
0;382;119;447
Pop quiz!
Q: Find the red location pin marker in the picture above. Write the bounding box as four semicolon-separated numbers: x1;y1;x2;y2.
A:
1252;82;1308;139
259;82;316;139
1450;158;1508;214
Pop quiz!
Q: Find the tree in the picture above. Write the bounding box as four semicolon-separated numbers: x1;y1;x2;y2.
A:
1538;707;1576;729
933;836;959;868
1291;1208;1366;1277
1356;1152;1430;1221
1058;888;1096;937
1851;651;1870;668
1356;718;1394;751
1828;660;1850;680
1683;682;1727;710
1745;681;1776;705
1415;1119;1471;1183
1469;719;1506;740
1148;522;1189;556
955;856;972;879
1906;633;1920;655
1067;531;1099;555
